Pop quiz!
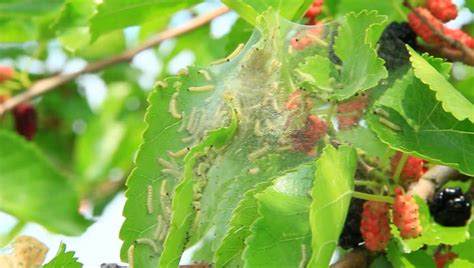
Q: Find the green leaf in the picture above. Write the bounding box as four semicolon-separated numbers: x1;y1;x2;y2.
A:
408;47;474;123
296;55;333;92
337;0;407;20
222;0;313;25
296;11;388;100
214;181;272;268
51;0;96;52
449;258;474;268
119;66;228;267
89;0;198;40
336;127;392;159
159;103;238;268
44;242;83;268
0;0;63;17
332;10;388;100
453;239;474;263
307;145;357;268
74;83;143;193
0;130;91;235
368;70;474;176
76;30;125;60
387;241;436;268
244;164;314;268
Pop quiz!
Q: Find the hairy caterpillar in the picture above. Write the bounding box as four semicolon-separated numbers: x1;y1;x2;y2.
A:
212;43;244;64
135;238;159;254
146;185;154;214
127;245;134;268
188;85;215;92
167;147;190;158
168;92;182;119
298;244;307;268
247;145;270;161
198;69;212;81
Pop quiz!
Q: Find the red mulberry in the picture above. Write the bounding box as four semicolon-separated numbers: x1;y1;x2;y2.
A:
336;94;369;130
360;201;391;251
390;152;427;183
426;0;458;22
393;187;423;239
292;114;327;156
0;66;14;83
13;102;38;140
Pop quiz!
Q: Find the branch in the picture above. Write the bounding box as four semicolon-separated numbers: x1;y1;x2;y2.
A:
407;165;464;200
403;0;474;65
0;5;230;116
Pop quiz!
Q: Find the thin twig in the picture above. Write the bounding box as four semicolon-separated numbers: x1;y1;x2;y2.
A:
403;0;474;62
407;165;463;200
0;6;230;116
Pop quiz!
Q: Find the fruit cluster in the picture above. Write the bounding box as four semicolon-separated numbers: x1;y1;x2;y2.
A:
407;0;474;49
429;187;472;227
358;188;422;251
285;90;327;156
0;66;37;140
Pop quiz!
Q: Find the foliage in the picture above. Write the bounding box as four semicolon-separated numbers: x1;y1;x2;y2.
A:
0;0;473;268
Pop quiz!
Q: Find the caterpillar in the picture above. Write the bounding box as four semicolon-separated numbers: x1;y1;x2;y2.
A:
153;215;164;241
135;238;159;254
254;120;264;137
247;145;270;161
155;80;167;88
158;157;177;170
161;168;182;180
378;117;401;131
177;68;189;76
186;108;200;134
168;92;182;119
127;245;134;268
248;167;260;175
188;85;215;92
167;147;190;158
146;185;154;214
374;107;390;118
198;69;212;81
160;180;172;221
212;43;244;64
298;244;307;268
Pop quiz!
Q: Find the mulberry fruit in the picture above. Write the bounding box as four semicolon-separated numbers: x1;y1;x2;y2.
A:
0;66;14;83
336;94;369;130
390;152;427;184
408;8;445;46
408;7;474;49
426;0;458;22
429;187;472;227
360;201;391;251
393;187;423;239
13;102;37;140
292;114;327;155
304;0;324;19
339;197;364;249
434;251;458;268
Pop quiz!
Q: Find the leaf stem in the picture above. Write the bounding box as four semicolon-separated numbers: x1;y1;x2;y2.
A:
352;191;394;204
0;220;26;247
393;153;408;186
354;180;381;188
